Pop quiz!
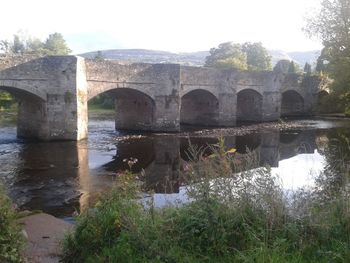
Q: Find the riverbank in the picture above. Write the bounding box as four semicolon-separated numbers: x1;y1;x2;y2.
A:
19;213;72;263
0;184;24;262
87;107;115;120
0;183;72;263
61;141;350;262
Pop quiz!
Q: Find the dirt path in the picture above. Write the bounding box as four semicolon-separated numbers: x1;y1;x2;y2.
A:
19;213;73;263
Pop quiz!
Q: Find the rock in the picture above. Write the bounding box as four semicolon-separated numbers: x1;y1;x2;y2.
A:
18;213;73;263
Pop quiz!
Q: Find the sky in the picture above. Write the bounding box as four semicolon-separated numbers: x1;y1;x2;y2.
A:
1;0;323;54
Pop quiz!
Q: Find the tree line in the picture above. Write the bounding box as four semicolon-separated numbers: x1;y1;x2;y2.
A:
204;41;312;74
0;32;71;56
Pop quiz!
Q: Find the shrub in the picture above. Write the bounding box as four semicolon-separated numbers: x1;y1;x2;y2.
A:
0;183;24;263
61;138;350;262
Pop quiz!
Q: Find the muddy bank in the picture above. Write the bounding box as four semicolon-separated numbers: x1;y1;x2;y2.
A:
19;213;73;263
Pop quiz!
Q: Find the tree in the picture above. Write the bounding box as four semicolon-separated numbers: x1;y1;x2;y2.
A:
0;32;71;56
205;42;272;71
205;42;247;70
242;42;272;71
0;40;12;55
273;60;291;74
43;33;71;55
94;51;105;60
304;62;312;75
305;0;350;112
11;34;25;54
26;37;45;54
288;61;297;73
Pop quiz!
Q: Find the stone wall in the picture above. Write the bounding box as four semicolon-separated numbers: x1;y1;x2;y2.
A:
0;56;323;141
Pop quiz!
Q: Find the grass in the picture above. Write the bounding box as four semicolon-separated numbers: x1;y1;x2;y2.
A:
61;138;350;263
0;183;24;263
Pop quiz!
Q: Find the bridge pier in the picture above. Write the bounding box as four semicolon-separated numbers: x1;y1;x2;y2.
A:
217;92;236;126
6;56;89;141
17;99;48;139
262;91;281;121
0;56;323;141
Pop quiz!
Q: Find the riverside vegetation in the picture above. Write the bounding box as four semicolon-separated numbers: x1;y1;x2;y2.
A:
61;137;350;263
0;183;24;263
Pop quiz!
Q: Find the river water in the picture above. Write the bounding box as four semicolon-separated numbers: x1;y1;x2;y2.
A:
1;114;350;220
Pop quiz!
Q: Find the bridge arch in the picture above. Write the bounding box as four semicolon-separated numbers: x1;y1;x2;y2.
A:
236;89;263;122
87;83;156;102
0;86;48;139
0;80;47;101
88;88;156;131
180;89;219;126
281;90;304;116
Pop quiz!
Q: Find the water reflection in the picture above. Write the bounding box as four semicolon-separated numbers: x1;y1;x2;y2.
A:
6;141;84;216
1;119;350;218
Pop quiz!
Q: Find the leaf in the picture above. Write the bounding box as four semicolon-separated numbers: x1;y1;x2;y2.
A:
225;148;237;154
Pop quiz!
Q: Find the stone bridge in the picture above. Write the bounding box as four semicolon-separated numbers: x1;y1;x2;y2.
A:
0;56;322;141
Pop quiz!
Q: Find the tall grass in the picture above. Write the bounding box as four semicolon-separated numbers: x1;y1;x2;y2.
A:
61;138;350;262
0;183;24;263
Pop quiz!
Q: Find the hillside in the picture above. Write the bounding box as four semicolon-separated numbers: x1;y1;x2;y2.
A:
80;49;320;67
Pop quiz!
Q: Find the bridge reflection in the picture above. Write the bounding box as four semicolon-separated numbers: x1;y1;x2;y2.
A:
8;129;323;217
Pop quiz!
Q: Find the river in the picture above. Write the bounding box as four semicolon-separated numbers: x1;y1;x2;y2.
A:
1;113;350;221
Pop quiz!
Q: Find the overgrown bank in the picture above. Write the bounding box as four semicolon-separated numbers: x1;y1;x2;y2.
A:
61;138;350;263
0;183;24;263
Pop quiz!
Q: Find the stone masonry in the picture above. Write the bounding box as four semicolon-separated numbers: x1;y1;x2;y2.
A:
0;56;322;141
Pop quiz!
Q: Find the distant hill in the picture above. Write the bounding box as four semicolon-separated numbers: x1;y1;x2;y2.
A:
286;50;321;66
80;49;209;66
80;49;320;68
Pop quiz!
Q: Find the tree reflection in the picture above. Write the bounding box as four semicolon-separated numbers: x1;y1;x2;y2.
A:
315;128;350;200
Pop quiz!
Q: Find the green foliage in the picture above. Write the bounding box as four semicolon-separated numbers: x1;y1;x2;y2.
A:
273;60;301;74
305;0;350;113
43;33;71;55
0;91;13;101
0;91;16;111
317;92;344;113
88;93;114;109
340;91;350;116
12;35;25;55
0;32;71;56
242;42;272;71
205;42;271;71
205;42;247;70
0;40;12;54
288;61;297;73
0;183;24;263
94;51;105;60
273;59;290;74
304;62;312;75
61;139;350;262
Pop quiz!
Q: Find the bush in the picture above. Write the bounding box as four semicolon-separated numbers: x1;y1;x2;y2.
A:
0;183;24;263
61;139;350;262
317;93;344;113
345;106;350;117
